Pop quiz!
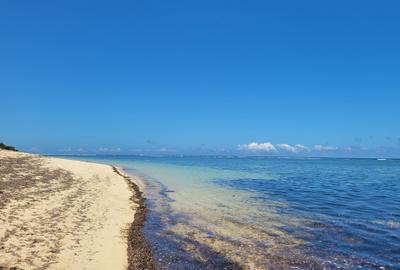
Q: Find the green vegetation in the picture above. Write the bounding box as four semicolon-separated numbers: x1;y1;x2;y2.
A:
0;143;17;151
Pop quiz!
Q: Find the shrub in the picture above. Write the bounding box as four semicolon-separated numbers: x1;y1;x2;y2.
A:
0;143;18;151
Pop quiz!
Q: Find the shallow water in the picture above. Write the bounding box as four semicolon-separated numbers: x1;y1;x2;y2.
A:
65;156;400;269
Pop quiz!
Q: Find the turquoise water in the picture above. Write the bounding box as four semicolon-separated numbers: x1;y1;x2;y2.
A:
64;156;400;269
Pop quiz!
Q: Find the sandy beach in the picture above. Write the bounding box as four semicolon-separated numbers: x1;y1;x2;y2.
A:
0;150;153;270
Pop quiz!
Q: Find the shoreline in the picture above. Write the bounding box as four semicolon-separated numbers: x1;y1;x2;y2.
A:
0;150;154;269
112;166;155;270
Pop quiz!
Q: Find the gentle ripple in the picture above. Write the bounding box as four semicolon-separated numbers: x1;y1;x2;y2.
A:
64;155;400;269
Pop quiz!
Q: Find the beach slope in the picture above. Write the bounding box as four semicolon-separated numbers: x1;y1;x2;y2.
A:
0;150;137;269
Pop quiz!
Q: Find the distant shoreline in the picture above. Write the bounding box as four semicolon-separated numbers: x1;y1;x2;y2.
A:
47;153;399;160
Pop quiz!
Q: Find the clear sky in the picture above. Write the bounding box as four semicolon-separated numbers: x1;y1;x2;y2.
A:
1;1;400;157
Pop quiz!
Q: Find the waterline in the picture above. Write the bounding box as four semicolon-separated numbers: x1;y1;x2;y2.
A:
60;155;400;269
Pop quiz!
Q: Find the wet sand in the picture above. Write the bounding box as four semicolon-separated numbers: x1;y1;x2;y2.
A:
0;150;153;269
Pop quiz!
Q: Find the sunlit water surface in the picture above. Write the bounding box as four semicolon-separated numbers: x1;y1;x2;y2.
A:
64;156;400;270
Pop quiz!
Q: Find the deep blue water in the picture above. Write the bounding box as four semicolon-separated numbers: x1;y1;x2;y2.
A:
65;155;400;269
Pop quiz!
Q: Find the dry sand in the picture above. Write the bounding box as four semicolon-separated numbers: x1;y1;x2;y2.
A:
0;150;143;269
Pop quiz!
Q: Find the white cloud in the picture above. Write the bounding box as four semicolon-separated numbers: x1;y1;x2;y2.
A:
276;143;310;153
239;142;350;154
60;147;85;153
238;142;277;152
295;144;310;152
314;145;338;151
276;144;298;153
98;147;121;152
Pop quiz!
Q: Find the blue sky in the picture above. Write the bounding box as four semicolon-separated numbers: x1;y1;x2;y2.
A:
1;1;399;157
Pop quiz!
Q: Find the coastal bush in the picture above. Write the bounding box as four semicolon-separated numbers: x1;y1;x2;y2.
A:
0;143;17;151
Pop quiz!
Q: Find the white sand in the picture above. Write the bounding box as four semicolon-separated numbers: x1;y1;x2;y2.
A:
0;150;136;269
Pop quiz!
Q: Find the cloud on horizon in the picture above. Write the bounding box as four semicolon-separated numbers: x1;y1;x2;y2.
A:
276;143;310;153
313;145;339;151
17;143;400;158
238;142;277;152
60;147;85;153
97;147;121;152
238;142;355;154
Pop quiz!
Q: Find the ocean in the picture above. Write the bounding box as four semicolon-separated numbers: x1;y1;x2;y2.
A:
65;155;400;270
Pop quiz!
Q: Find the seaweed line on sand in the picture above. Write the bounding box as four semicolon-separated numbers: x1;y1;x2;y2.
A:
112;166;155;270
